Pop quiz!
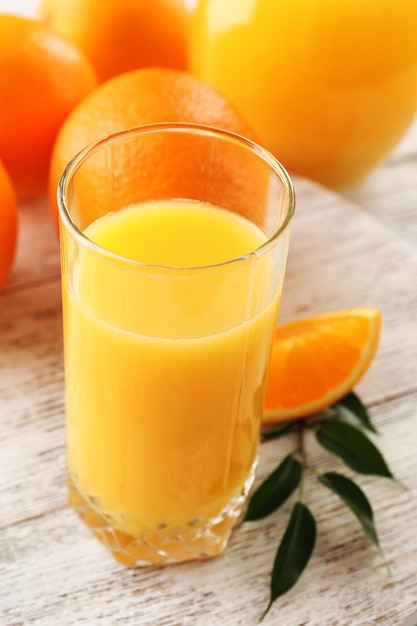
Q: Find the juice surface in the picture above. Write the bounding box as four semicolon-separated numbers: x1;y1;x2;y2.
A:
63;200;279;536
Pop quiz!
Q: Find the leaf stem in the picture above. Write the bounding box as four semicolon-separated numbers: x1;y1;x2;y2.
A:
381;549;393;577
296;423;306;503
305;464;321;477
296;421;307;466
259;601;273;623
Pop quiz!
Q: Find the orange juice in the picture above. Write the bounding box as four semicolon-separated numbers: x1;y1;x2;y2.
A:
190;0;417;187
62;199;279;560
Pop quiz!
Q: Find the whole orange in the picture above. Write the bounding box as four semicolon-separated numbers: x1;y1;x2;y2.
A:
38;0;190;83
0;160;18;289
49;68;264;229
0;14;98;201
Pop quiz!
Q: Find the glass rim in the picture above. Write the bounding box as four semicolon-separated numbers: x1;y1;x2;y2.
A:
57;122;296;272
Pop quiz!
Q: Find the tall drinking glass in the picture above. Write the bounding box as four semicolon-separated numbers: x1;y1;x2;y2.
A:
58;123;295;567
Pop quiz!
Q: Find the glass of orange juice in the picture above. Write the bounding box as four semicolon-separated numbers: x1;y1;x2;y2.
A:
58;123;295;567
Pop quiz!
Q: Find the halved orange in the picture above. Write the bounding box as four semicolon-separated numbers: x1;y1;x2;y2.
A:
263;308;382;423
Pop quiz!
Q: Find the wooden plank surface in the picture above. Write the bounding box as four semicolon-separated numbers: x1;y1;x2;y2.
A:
1;3;417;623
1;150;417;625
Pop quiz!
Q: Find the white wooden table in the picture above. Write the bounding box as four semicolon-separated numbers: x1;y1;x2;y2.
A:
1;2;417;622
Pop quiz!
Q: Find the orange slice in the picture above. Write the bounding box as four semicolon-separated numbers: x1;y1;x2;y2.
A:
263;308;382;423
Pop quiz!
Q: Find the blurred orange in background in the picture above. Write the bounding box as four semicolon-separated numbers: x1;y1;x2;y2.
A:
38;0;190;83
0;14;97;201
0;160;17;288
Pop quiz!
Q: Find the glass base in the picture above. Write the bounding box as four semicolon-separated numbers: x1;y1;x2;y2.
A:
67;465;256;567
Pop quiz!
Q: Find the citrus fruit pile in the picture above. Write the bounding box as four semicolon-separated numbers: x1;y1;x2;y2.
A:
0;0;253;288
0;0;382;420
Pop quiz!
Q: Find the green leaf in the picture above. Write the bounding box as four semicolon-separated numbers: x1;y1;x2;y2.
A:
244;454;302;521
261;502;316;621
316;420;394;479
262;421;296;442
318;472;379;546
332;391;378;434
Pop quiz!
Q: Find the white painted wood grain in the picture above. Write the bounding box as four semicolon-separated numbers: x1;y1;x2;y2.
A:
1;171;417;625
